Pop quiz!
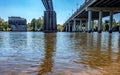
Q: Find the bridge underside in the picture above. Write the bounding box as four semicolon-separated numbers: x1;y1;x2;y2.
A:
75;0;120;19
64;0;120;33
90;0;120;7
75;11;119;19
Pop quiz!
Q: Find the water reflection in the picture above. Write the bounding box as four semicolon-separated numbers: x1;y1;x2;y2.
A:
117;34;120;63
0;32;119;75
9;32;27;50
0;32;10;48
73;32;120;68
38;33;56;75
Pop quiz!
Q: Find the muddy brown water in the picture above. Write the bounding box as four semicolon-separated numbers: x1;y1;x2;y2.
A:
0;32;119;75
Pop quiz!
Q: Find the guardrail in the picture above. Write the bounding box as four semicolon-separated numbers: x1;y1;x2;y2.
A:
63;0;96;25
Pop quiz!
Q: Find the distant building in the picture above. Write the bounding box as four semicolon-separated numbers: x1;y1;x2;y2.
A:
8;16;27;31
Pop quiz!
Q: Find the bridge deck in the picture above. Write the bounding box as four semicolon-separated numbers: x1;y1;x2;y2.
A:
41;0;53;10
64;0;120;25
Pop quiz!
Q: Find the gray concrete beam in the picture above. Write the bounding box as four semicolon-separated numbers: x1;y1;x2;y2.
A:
74;18;87;21
41;0;53;10
105;0;117;6
79;20;82;32
93;0;104;6
98;0;111;7
41;0;49;10
85;21;88;32
68;23;71;32
72;20;76;32
98;11;103;33
119;23;120;33
88;10;92;33
91;21;94;32
109;0;120;6
109;11;113;33
87;7;120;12
65;25;68;32
48;0;53;10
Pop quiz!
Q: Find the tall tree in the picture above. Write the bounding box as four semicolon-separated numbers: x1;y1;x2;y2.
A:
40;16;44;31
28;17;44;31
0;18;4;31
36;17;42;31
113;19;117;29
31;18;36;31
57;24;64;32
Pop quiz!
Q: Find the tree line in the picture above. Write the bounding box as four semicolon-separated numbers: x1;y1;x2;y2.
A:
0;17;64;32
0;17;44;31
0;18;11;31
93;19;120;32
62;19;120;32
27;17;44;31
0;17;119;32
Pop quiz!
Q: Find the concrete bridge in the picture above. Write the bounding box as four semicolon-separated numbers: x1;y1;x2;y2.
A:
41;0;57;32
63;0;120;33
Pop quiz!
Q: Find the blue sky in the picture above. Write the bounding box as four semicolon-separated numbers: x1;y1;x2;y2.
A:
0;0;119;24
0;0;85;24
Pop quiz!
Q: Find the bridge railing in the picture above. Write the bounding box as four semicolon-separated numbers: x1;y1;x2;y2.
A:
64;0;95;25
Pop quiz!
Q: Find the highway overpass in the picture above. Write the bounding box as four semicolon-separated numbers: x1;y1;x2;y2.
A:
63;0;120;33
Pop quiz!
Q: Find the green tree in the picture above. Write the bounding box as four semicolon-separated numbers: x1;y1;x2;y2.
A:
27;17;44;31
36;17;43;31
27;23;33;31
57;24;64;32
0;18;4;31
113;19;117;29
31;18;36;31
2;22;8;31
0;18;11;31
40;16;44;31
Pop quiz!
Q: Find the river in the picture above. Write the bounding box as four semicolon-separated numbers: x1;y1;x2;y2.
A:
0;32;120;75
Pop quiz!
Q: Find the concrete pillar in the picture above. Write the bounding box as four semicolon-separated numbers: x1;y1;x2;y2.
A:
119;24;120;33
109;11;113;33
85;21;88;32
119;21;120;33
98;11;103;33
44;11;57;32
68;23;71;32
91;21;94;32
65;25;68;32
79;20;82;32
73;20;76;32
67;25;69;32
88;10;92;33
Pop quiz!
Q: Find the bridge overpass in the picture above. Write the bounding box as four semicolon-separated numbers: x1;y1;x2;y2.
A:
63;0;120;33
41;0;57;32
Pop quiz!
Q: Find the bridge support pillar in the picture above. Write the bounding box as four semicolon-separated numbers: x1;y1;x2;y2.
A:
85;21;88;32
79;20;82;32
109;11;113;33
68;23;71;32
65;25;68;32
91;21;94;32
72;20;76;32
98;11;103;33
88;11;92;33
119;22;120;33
44;11;57;32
